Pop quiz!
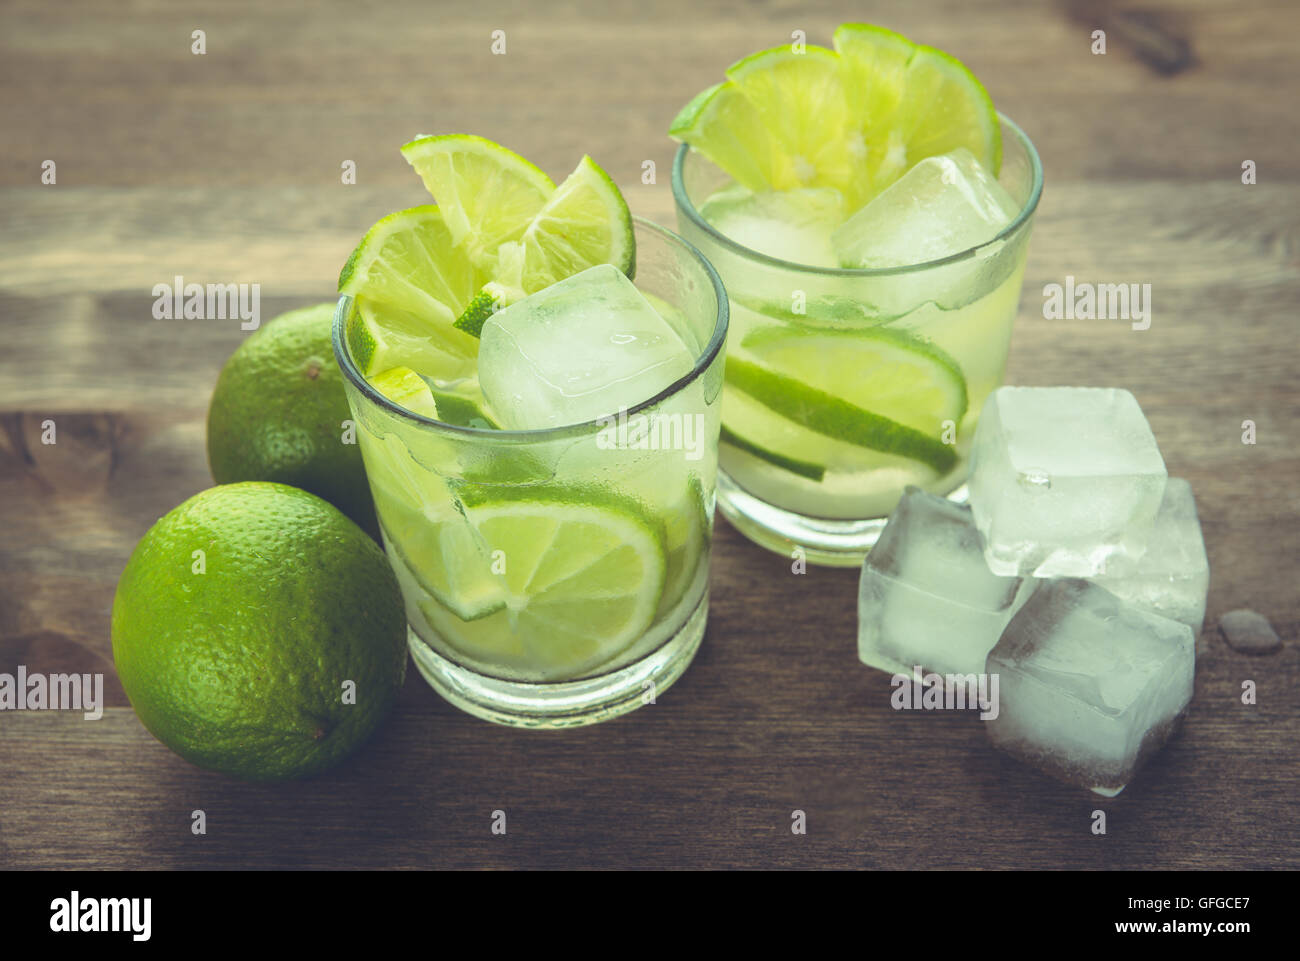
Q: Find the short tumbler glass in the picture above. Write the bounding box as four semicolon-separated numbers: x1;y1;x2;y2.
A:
334;218;727;728
672;113;1043;567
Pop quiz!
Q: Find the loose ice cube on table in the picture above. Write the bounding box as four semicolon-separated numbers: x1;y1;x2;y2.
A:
858;487;1034;679
831;147;1018;269
699;185;845;268
478;264;695;430
985;578;1195;796
1090;477;1209;633
968;387;1168;577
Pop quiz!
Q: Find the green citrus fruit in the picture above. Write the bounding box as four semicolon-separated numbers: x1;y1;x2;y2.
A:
111;482;408;781
206;303;377;535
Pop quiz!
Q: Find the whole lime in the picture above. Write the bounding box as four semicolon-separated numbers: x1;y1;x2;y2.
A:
111;482;408;781
206;303;377;535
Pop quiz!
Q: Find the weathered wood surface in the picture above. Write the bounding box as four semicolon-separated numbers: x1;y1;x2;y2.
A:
1;0;1297;869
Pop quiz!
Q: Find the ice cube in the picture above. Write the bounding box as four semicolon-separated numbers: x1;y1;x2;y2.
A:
968;387;1168;577
858;487;1034;679
1090;478;1209;633
985;578;1195;796
832;147;1018;269
478;264;695;430
699;184;844;268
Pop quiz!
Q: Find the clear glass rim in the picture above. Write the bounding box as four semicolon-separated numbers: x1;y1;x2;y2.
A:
332;215;729;441
670;110;1044;277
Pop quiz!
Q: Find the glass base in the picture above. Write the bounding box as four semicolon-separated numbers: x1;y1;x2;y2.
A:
716;470;969;568
409;594;709;728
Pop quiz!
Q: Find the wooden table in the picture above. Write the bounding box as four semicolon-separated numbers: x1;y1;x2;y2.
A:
1;0;1296;870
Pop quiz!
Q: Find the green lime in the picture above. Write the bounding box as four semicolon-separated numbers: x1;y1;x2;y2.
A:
401;134;555;269
656;477;710;621
338;205;484;381
723;328;965;474
111;482;408;781
670;24;1001;208
427;379;500;429
346;297;478;383
739;325;968;435
719;425;826;482
511;154;635;295
834;23;1000;197
453;281;514;338
339;205;481;322
416;488;666;681
369;366;440;418
206;303;377;535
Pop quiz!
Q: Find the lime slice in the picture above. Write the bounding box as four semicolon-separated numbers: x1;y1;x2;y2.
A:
725;45;858;197
669;82;796;193
400;134;555;268
514;154;635;294
389;512;508;622
360;428;506;621
453;281;516;338
671;25;1000;209
833;23;1000;196
417;489;667;680
656;477;710;621
739;325;968;435
339;205;478;320
427;379;500;429
338;205;484;380
724;325;967;474
719;425;826;482
346;297;478;381
369;366;440;418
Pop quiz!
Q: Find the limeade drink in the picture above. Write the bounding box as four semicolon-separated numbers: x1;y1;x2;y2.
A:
334;136;725;726
670;24;1042;564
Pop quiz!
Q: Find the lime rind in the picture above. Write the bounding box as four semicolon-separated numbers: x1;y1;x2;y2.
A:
719;425;826;481
415;488;668;679
672;25;1001;209
517;154;635;294
724;355;958;473
739;323;969;433
400;134;555;266
369;366;440;419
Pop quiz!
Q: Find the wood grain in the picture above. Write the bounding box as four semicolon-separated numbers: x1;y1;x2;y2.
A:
1;0;1297;870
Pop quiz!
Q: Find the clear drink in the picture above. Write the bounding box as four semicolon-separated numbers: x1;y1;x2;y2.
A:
334;219;727;727
672;115;1043;566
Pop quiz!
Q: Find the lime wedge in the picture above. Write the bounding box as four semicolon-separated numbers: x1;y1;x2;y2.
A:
400;134;555;268
834;23;1000;195
369;366;440;418
739;325;968;435
452;281;515;338
657;477;710;620
724;324;967;474
669;81;795;193
513;154;635;294
427;380;500;429
346;297;478;381
338;205;484;380
339;205;480;321
417;489;667;680
725;45;858;198
671;25;1001;208
720;425;826;482
361;429;506;620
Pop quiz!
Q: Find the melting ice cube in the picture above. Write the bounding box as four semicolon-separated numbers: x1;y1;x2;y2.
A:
478;264;695;430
